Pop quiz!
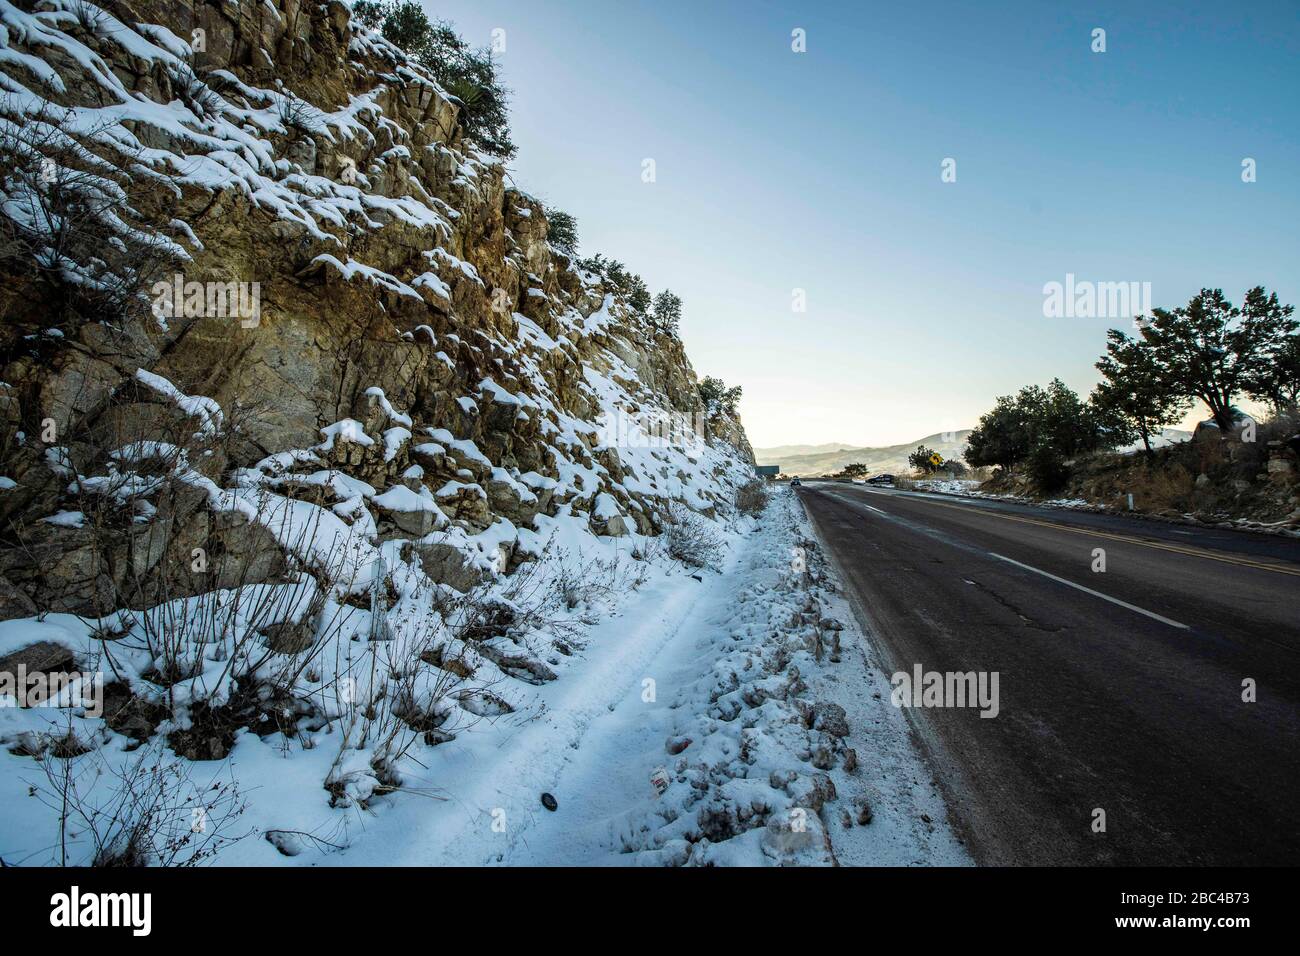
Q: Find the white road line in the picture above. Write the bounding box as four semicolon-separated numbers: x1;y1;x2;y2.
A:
820;487;889;516
988;552;1190;630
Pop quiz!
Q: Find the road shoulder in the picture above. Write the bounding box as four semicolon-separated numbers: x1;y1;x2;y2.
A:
793;490;971;865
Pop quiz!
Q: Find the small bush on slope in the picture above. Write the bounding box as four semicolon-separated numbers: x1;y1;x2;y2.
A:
736;479;769;516
359;2;516;159
699;376;743;418
545;207;578;255
662;504;725;568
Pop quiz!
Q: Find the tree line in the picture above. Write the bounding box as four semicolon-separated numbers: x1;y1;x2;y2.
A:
964;286;1297;488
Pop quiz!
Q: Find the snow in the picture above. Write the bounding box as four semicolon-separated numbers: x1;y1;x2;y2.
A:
311;254;424;301
592;491;621;520
909;478;982;495
0;0;800;868
0;491;964;866
364;387;413;428
1116;427;1192;454
134;368;224;435
42;509;85;528
372;484;436;513
471;491;965;865
318;419;374;449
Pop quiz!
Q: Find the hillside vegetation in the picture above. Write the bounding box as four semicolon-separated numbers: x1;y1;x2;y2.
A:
961;287;1299;528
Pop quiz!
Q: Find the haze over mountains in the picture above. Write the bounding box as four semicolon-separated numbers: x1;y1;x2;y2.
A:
750;442;857;459
754;431;973;477
755;427;1196;477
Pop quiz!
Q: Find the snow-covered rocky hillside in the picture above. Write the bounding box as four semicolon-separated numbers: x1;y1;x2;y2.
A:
0;0;773;865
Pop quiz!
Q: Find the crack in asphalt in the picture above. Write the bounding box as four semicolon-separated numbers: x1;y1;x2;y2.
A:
963;576;1063;632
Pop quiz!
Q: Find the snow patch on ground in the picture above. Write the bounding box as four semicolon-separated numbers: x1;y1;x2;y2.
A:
0;492;966;867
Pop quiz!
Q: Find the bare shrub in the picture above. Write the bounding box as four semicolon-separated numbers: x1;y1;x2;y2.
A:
169;64;223;121
548;546;646;615
277;96;325;135
0;94;181;331
7;382;375;748
735;479;769;516
30;733;249;866
67;0;109;33
661;502;724;568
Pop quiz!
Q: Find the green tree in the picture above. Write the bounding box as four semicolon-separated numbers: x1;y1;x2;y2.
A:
379;1;431;50
965;380;1110;489
358;3;516;159
545;208;578;255
908;445;940;474
1036;378;1107;459
575;253;607;276
604;260;629;290
1243;332;1300;416
625;275;651;316
699;376;742;417
352;1;386;29
1138;287;1296;432
417;24;515;159
964;393;1036;470
651;290;682;335
1093;329;1189;457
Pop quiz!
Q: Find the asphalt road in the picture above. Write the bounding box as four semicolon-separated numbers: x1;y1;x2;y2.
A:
797;481;1300;865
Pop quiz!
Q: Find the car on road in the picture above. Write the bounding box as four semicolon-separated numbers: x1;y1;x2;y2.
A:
867;474;895;486
789;477;801;486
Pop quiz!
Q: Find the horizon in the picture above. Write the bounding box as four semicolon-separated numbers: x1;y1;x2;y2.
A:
431;0;1299;448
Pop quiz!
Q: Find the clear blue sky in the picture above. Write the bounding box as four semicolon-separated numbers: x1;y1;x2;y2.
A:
427;0;1299;448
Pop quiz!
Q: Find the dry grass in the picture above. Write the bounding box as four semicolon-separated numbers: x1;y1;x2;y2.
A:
735;479;769;516
661;503;725;568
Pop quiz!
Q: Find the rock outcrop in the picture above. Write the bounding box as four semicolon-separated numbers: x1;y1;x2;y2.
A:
0;0;753;614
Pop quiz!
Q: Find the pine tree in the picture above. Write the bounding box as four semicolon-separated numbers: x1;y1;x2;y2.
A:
651;290;682;335
1093;330;1188;457
1139;287;1296;432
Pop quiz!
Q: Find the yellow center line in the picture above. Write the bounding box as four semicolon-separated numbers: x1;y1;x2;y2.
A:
887;494;1300;577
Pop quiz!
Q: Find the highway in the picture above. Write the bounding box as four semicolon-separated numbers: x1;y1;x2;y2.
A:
797;481;1300;865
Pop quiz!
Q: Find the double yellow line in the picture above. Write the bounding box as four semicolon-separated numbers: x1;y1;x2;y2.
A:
905;496;1300;578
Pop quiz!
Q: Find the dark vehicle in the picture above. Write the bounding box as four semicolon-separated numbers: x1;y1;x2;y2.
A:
790;478;801;487
867;474;895;486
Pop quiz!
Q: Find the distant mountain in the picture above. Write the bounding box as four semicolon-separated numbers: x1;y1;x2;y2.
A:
750;441;856;458
755;430;973;477
756;426;1196;476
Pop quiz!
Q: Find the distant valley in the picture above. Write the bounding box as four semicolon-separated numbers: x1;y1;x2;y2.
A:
754;430;973;476
755;427;1195;477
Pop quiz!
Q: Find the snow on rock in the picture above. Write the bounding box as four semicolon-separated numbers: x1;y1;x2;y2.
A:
0;0;761;868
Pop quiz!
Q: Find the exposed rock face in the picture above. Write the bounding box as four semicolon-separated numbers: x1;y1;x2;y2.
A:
0;0;753;613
